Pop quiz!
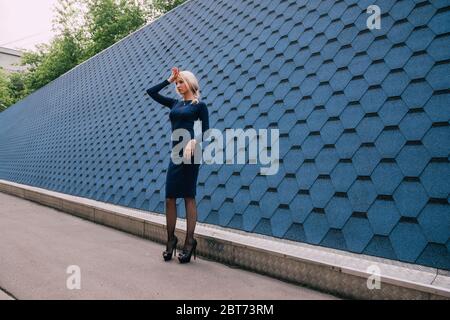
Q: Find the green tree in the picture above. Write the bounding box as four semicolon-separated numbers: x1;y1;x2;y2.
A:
153;0;186;13
0;69;14;112
83;0;150;58
7;72;27;102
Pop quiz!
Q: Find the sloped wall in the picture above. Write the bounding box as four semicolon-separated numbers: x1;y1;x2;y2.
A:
0;0;449;269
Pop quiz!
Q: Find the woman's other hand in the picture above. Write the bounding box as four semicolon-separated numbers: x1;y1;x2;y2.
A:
168;67;180;83
183;139;197;162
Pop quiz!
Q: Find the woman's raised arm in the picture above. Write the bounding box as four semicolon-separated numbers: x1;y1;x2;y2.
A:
146;79;177;108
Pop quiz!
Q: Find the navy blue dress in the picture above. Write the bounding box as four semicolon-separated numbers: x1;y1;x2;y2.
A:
146;79;210;199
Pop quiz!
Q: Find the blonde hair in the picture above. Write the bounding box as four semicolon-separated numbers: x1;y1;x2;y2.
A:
175;70;201;104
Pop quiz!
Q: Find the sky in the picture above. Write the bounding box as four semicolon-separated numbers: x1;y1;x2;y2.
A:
0;0;59;52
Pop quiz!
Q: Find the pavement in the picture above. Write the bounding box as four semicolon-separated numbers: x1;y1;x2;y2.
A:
0;192;338;300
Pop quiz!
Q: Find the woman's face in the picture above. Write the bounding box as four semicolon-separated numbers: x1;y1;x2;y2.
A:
175;77;189;95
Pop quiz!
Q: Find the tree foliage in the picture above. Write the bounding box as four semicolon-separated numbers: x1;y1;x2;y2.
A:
1;0;185;112
153;0;186;13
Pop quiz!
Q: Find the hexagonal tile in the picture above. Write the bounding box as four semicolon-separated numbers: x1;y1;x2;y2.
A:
427;34;450;62
407;2;436;27
288;121;310;145
321;228;348;251
348;53;371;76
316;147;339;174
270;207;293;237
334;47;356;68
340;104;364;129
330;68;352;91
304;54;323;74
283;148;304;173
342;216;374;253
352;29;375;52
296;162;319;189
301;134;324;159
317;60;337;82
284;223;307;242
344;77;369;101
355;116;385;143
381;70;410;97
300;75;320;96
402;81;434;109
420;161;450;198
418;203;450;244
306;108;328;131
331;161;357;192
424;91;450;122
249;175;268;201
364;235;398;260
325;19;344;39
309;34;328;53
399;112;432;141
375;129;406;158
367;38;393;60
416;243;450;270
397;144;431;177
304;212;330;244
277;176;299;204
312;84;333;106
321;119;344;145
335;130;362;158
218;201;237;226
325;196;353;229
310;178;335;208
290;193;313;223
233;189;251;213
387;21;414;44
324;92;348;117
390;0;415;20
378;98;409;126
404;53;434;80
371;161;404;195
422;126;450;157
360;87;387;113
393;181;429;217
390;222;428;263
259;190;279;218
348;179;377;212
385;45;413;69
367;199;401;235
353;146;381;176
426;63;450;91
429;8;450;35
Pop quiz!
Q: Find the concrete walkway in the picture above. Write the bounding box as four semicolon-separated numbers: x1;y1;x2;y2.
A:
0;289;13;300
0;192;337;300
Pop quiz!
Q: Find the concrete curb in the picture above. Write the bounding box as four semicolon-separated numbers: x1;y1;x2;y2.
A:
1;179;449;300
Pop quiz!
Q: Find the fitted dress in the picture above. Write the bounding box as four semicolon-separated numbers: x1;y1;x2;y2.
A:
146;79;210;199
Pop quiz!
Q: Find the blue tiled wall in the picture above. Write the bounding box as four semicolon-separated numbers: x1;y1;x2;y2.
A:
0;0;449;269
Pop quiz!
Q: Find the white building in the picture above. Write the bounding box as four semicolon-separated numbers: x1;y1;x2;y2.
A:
0;47;27;74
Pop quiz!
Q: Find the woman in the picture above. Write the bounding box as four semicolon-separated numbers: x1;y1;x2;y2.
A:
146;67;210;264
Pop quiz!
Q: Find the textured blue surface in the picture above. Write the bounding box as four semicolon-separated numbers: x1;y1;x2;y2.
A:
0;0;449;269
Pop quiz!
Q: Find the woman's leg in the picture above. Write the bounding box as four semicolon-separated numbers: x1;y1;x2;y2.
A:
165;197;177;241
183;197;197;247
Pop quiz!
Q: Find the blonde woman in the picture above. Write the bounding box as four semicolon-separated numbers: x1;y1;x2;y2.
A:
146;67;210;263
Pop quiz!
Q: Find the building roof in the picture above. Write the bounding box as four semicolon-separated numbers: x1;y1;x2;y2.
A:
0;47;24;57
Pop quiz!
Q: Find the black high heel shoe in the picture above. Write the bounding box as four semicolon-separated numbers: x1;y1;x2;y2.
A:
178;239;197;264
162;235;178;261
